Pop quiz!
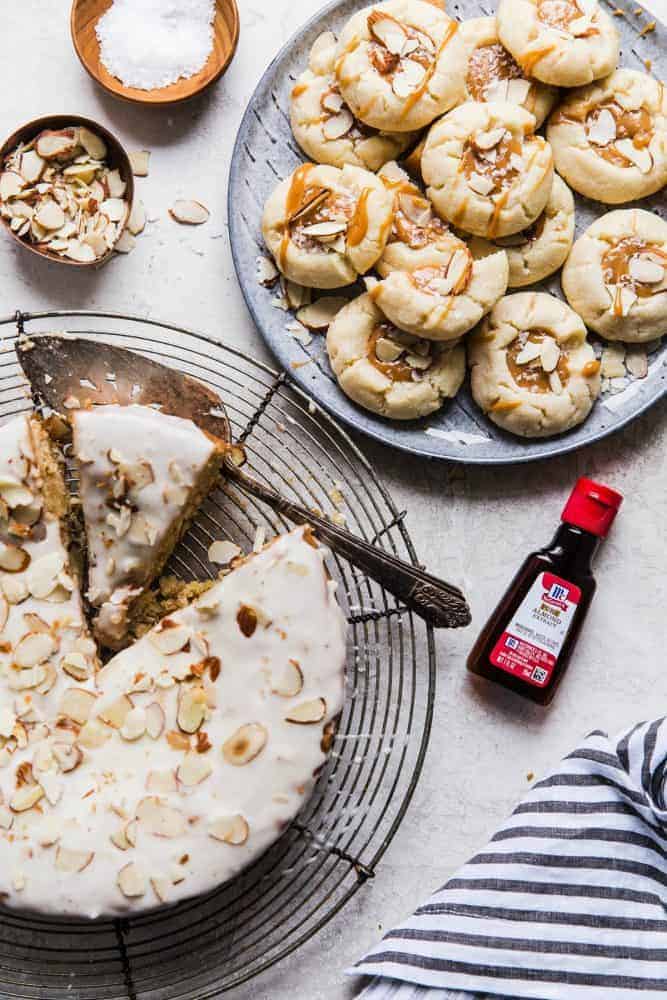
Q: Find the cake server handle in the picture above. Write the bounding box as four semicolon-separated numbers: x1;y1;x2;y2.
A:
224;458;471;630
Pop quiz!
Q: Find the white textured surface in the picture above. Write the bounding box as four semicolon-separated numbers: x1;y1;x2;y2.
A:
0;0;665;995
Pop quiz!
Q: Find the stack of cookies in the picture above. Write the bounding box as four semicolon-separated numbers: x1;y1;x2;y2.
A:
260;0;666;438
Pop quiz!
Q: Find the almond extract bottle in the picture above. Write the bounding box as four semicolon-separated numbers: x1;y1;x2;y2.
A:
467;478;623;706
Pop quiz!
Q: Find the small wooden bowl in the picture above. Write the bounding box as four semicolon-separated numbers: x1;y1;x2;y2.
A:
70;0;240;106
0;114;134;269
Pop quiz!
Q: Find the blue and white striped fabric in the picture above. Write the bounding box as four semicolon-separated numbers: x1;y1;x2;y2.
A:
352;719;667;1000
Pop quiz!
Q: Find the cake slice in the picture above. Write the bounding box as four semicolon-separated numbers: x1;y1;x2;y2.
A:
0;415;98;728
71;404;225;648
0;526;346;916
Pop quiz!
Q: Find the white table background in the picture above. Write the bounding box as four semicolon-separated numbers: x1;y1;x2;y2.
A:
1;2;666;997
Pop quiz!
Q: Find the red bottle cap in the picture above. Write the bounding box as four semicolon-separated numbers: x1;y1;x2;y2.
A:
561;477;623;538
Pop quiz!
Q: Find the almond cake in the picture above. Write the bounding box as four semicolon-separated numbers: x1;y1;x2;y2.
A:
71;404;225;649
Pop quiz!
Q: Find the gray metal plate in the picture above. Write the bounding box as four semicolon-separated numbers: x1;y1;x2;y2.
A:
229;0;666;464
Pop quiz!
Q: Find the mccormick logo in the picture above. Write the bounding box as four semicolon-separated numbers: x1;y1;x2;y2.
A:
542;581;569;611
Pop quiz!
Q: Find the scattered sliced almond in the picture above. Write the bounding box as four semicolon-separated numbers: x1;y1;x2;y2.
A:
515;341;542;365
475;128;505;151
98;694;133;729
222;723;267;765
147;769;178;793
285;698;327;724
467;172;495;196
209;814;249;846
128;150;150;177
14;631;55;668
170;199;210;225
10;783;44;812
61;651;91;682
369;14;407;54
300;221;347;239
601;343;627;378
549;371;563;395
296;297;348;329
625;346;648;379
55;846;94;873
78;719;111;749
127;200;146;236
392;59;426;98
118;862;146;897
52;742;83;773
39;773;64;806
150;622;192;655
505;78;531;104
145;702;166;739
0;542;30;573
256;255;279;286
375;337;404;363
120;707;147;741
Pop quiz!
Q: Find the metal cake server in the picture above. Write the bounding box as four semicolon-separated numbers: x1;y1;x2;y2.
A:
17;335;471;629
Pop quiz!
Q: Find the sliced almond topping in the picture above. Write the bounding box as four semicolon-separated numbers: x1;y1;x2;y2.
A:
15;631;56;668
369;14;406;54
10;783;44;812
587;108;616;146
166;729;191;751
120;707;147;742
271;660;304;697
52;742;83;773
136;797;187;838
296;297;348;329
614;139;653;174
474;128;506;151
392;59;426;98
98;694;133;729
515;341;542;365
375;337;404;363
629;255;664;284
484;79;509;102
61;651;91;682
285;697;327;724
177;751;213;786
549;371;563;395
177;686;207;734
0;542;30;573
208;540;242;565
59;688;97;725
322;90;345;114
39;772;64;806
149;622;192;655
118;862;146;897
78;719;111;749
151;877;171;903
539;338;561;373
145;702;166;739
222;723;267;765
147;769;178;793
170;200;209;225
467;172;495;196
55;846;94;873
300;220;347;239
323;109;355;140
209;814;249;846
505;78;531;104
110;826;132;851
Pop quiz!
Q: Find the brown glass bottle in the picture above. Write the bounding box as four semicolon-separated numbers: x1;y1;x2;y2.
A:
467;478;623;706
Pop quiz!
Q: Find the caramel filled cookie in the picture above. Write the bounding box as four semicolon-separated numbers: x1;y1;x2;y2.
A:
547;69;667;204
334;0;467;133
497;0;619;88
562;208;667;342
290;30;416;171
460;17;558;127
469;291;601;437
262;162;394;288
422;101;554;238
327;292;465;419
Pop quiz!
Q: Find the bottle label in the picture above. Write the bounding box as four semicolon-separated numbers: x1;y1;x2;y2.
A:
489;572;581;688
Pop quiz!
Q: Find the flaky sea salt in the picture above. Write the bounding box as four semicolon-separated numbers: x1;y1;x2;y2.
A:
96;0;215;91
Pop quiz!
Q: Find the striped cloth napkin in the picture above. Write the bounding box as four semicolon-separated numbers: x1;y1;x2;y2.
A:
351;718;667;1000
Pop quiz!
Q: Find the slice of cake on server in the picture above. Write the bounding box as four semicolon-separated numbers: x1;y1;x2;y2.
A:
70;404;225;648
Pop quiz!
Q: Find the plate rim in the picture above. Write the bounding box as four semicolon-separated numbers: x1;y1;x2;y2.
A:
228;0;666;465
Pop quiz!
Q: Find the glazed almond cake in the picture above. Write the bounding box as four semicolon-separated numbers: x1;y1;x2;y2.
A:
0;408;347;917
71;404;225;649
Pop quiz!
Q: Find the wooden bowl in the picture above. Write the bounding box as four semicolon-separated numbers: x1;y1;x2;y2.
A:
70;0;240;106
0;114;134;268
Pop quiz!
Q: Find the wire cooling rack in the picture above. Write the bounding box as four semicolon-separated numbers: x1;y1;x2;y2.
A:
0;309;435;999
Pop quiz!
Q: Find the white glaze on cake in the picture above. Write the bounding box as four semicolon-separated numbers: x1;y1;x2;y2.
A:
71;405;220;646
0;526;346;917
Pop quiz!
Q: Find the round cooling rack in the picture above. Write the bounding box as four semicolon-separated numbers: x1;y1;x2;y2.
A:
0;310;435;1000
228;0;666;464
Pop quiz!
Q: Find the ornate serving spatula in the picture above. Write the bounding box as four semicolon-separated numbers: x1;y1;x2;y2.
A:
17;335;471;629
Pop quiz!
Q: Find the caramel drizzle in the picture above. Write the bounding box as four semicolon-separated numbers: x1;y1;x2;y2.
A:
519;45;556;75
347;188;371;246
399;20;459;120
280;163;315;270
